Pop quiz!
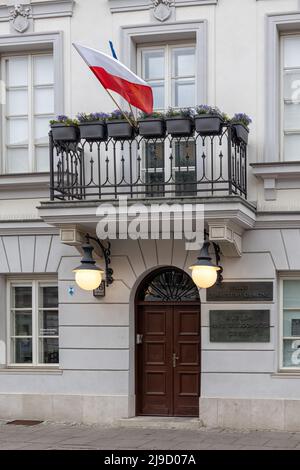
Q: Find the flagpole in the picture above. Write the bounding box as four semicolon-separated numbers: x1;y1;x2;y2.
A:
105;89;137;129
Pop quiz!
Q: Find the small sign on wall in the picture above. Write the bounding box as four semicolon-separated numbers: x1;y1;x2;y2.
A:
93;281;106;298
210;310;270;342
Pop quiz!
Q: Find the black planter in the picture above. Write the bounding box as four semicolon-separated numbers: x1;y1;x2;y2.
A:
51;123;79;143
194;114;223;136
232;123;249;145
78;121;107;141
138;118;165;138
107;120;135;140
165;117;194;137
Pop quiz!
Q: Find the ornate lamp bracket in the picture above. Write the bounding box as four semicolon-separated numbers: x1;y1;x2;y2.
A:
85;234;114;286
204;229;223;285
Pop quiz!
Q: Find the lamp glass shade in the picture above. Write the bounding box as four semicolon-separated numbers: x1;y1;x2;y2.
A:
74;268;103;291
190;265;219;289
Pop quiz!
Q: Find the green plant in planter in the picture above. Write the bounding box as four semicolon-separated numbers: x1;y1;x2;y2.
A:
194;105;224;136
107;109;136;140
165;107;194;118
138;111;166;138
50;115;79;142
230;113;252;145
76;112;109;141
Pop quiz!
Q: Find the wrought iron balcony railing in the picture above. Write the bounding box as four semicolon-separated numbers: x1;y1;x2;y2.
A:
49;124;247;201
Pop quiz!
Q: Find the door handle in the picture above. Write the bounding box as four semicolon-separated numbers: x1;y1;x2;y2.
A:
172;353;179;368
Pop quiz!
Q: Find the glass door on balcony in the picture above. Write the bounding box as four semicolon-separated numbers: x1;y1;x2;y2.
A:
138;44;197;197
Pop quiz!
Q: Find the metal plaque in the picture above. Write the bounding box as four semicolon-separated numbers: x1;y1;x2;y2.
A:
207;282;273;302
93;281;106;298
210;310;270;342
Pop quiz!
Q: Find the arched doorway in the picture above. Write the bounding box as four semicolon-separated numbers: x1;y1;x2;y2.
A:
135;268;201;417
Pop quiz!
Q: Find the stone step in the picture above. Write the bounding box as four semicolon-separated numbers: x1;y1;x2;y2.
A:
116;416;203;431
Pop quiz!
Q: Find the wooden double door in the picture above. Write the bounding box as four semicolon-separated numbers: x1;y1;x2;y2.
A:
136;303;200;417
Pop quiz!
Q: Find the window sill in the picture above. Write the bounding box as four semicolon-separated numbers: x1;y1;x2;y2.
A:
0;367;62;375
0;172;51;191
251;161;300;201
271;371;300;378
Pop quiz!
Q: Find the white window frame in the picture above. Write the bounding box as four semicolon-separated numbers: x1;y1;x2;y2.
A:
1;51;55;174
0;31;64;174
137;41;197;111
6;278;59;368
279;276;300;371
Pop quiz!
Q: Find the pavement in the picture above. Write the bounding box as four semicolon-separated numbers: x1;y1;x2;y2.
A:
0;419;300;450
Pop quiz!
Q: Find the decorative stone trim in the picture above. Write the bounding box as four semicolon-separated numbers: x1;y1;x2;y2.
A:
251;162;300;201
208;222;243;257
108;0;217;13
0;0;74;22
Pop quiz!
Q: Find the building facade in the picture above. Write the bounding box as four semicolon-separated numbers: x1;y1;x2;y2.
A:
1;0;300;431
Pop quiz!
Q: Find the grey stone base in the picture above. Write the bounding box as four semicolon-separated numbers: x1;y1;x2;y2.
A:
200;397;300;431
0;394;132;424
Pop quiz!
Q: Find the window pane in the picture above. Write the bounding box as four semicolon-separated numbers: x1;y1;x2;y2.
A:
284;37;300;68
34;87;54;114
35;117;51;143
39;338;59;364
148;82;164;109
143;50;164;80
283;310;300;337
173;80;195;107
33;55;54;85
7;118;28;145
284;134;300;161
283;280;300;307
175;171;197;197
145;142;164;168
11;338;32;364
172;48;195;77
6;57;28;87
283;339;300;367
12;312;32;336
284;103;300;130
6;148;29;173
284;70;300;101
40;285;58;308
175;141;196;167
39;311;58;337
7;89;28;115
12;285;32;308
36;146;49;172
146;172;165;198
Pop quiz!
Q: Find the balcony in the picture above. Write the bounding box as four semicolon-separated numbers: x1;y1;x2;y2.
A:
49;123;248;201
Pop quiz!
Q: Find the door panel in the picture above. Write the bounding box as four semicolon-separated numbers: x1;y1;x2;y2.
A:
137;303;200;417
173;306;200;416
137;305;173;416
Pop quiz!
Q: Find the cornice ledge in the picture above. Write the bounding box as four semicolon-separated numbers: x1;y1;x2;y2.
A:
108;0;217;13
0;1;75;22
251;161;300;201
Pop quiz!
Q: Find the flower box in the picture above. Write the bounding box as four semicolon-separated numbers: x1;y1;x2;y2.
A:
51;123;79;142
107;120;135;140
138;118;165;138
78;121;107;141
194;114;223;136
165;117;194;137
232;123;249;145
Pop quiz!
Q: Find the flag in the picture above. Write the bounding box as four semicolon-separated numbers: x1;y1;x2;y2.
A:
109;41;118;60
73;43;153;114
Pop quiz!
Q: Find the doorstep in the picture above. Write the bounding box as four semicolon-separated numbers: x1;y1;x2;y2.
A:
116;416;203;431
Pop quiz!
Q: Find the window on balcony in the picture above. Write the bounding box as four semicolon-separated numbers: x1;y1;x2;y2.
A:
281;35;300;161
7;280;59;367
138;44;196;196
1;52;55;174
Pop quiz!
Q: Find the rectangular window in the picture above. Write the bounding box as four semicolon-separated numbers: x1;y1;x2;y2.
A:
281;279;300;369
138;43;197;197
8;280;59;366
139;43;196;110
2;52;55;173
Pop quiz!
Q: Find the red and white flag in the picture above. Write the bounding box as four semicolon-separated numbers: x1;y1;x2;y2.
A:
73;43;153;114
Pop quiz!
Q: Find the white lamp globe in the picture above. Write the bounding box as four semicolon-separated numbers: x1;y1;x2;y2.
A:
191;265;219;289
74;268;103;291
